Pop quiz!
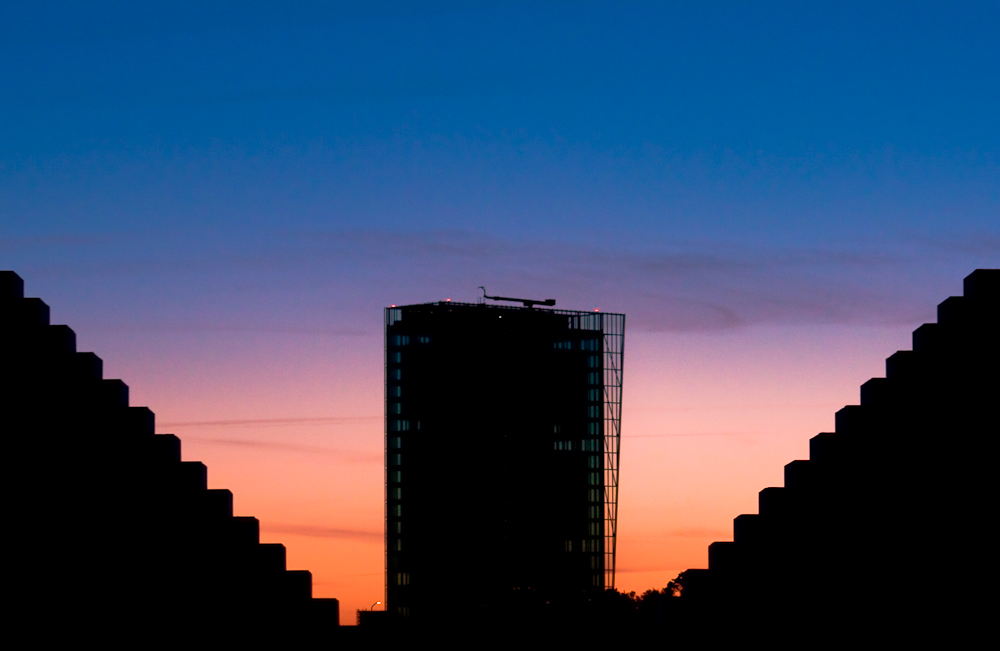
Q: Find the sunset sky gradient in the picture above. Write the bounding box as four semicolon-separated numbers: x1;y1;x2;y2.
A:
3;1;998;619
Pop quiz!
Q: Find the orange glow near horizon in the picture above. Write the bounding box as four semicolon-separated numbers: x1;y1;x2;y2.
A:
111;321;915;619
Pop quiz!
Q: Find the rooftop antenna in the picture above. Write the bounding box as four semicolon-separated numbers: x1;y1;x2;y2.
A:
479;286;556;308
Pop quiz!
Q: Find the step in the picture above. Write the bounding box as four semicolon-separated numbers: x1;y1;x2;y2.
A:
809;433;838;462
758;487;787;517
204;489;234;519
964;268;999;301
733;514;760;544
0;271;24;301
147;434;182;464
860;378;889;406
256;543;288;573
885;351;915;379
784;460;816;490
708;541;736;572
282;570;313;601
1;297;50;329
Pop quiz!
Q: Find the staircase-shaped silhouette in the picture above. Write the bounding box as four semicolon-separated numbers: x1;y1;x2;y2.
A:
679;269;998;640
2;271;338;642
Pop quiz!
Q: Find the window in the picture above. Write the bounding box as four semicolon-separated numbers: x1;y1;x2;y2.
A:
390;471;402;483
588;388;600;401
587;372;600;385
389;453;402;466
587;422;601;435
565;540;573;552
417;336;431;344
588;455;600;469
389;403;402;415
390;419;410;432
394;521;402;534
391;335;409;346
587;355;600;368
553;340;572;350
391;504;402;517
391;487;402;500
390;351;402;363
589;489;601;502
390;368;402;380
589;522;601;536
389;436;402;449
389;386;402;398
589;505;601;519
581;339;600;351
394;573;410;586
588;472;601;485
581;439;599;452
587;405;600;418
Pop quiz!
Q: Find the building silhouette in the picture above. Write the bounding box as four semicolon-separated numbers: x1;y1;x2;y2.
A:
384;298;625;622
1;271;339;644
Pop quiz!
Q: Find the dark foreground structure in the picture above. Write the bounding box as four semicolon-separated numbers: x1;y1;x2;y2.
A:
1;271;338;644
678;268;998;644
383;300;625;625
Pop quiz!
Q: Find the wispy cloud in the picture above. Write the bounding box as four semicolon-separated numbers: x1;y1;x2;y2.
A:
161;416;379;428
179;436;381;463
16;227;995;333
263;523;382;542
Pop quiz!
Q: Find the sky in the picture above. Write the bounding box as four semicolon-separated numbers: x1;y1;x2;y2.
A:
2;0;998;619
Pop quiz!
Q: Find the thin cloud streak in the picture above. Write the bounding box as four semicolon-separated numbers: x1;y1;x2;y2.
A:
263;524;382;543
161;416;379;428
180;437;381;463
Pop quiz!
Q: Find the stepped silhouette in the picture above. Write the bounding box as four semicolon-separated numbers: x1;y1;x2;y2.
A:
679;269;998;641
1;271;338;643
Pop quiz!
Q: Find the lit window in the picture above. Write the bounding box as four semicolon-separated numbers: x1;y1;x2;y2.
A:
390;419;410;432
392;335;409;346
417;336;430;344
588;455;600;469
589;505;601;519
587;372;600;385
565;540;573;552
588;422;600;435
589;489;601;502
587;355;600;368
589;522;601;536
588;388;600;401
587;405;600;418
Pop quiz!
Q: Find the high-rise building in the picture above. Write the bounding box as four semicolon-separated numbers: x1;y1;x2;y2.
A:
384;297;624;621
